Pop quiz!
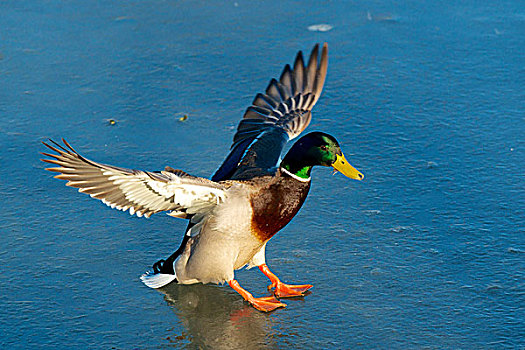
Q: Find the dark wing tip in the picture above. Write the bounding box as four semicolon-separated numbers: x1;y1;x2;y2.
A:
294;49;305;65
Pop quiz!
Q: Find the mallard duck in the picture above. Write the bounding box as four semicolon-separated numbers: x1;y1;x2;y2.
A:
42;43;363;312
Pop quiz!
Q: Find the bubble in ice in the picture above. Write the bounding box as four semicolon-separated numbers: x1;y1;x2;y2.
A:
307;24;333;32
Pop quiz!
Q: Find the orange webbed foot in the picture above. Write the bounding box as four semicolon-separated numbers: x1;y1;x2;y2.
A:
249;296;286;312
228;279;286;312
259;264;313;298
269;282;313;298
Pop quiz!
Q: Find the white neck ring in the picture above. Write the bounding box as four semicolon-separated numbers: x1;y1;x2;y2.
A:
280;167;311;182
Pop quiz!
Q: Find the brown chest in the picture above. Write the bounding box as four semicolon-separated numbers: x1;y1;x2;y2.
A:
249;177;310;242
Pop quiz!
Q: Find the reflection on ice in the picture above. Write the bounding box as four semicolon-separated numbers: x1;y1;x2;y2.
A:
159;283;279;349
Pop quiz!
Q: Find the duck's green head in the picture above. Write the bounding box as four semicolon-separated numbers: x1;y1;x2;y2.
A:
281;132;364;181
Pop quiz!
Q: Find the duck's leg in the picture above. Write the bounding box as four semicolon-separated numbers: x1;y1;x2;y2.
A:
259;264;313;298
228;280;286;312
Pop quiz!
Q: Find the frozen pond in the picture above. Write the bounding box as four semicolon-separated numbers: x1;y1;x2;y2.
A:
1;1;523;348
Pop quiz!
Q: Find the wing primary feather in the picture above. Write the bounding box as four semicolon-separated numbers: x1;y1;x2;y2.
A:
293;50;306;93
305;44;319;92
279;64;295;96
311;43;329;106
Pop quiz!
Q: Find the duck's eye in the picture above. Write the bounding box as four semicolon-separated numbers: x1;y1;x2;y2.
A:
320;145;328;151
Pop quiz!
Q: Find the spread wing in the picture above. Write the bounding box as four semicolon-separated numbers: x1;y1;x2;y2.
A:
211;43;328;181
42;139;228;218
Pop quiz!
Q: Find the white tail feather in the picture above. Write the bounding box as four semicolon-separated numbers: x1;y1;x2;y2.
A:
140;271;177;289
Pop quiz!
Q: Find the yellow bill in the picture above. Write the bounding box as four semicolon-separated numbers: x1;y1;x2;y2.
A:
332;153;364;180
